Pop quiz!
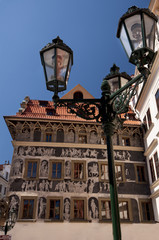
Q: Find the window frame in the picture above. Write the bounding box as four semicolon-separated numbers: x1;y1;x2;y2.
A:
78;127;87;144
33;128;41;142
24;159;40;180
121;136;131;146
71;160;86;181
155;89;159;112
70;197;87;222
139;199;154;222
135;164;147;183
143;108;153;133
45;197;63;221
99;198;132;222
149;157;156;183
49;159;64;181
19;196;37;220
154;151;159;179
98;161;125;182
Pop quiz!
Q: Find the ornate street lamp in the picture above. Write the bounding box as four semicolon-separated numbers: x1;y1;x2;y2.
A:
40;36;73;97
40;6;158;240
0;198;17;236
104;64;131;94
117;6;158;69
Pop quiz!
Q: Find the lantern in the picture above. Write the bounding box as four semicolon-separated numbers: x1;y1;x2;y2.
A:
117;6;158;67
40;36;73;94
104;64;131;94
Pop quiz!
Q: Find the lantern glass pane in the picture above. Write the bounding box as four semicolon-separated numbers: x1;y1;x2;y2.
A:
125;14;143;51
144;14;156;51
56;48;69;83
66;58;72;85
121;76;129;88
120;24;132;58
109;77;119;93
43;48;55;82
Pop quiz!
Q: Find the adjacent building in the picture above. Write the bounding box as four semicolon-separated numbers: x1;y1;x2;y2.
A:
3;84;156;240
0;161;11;199
131;0;159;223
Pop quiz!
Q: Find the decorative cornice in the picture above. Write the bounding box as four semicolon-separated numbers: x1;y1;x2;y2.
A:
11;140;144;151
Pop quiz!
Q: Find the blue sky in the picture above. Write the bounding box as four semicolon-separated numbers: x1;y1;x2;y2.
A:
0;0;150;164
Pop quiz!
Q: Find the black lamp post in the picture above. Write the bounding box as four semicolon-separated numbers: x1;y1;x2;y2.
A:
40;6;158;240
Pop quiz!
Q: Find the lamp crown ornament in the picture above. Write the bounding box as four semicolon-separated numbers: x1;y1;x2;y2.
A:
110;64;120;75
52;36;63;44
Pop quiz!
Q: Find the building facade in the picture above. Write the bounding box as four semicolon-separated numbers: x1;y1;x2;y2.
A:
4;84;155;238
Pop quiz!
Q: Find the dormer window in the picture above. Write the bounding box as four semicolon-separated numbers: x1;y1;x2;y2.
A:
39;101;48;107
46;109;55;116
73;91;83;100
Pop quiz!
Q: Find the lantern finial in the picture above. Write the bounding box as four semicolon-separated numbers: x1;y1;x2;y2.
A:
52;36;63;44
110;64;120;75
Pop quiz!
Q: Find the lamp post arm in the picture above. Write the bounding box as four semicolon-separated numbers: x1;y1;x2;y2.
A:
109;73;143;101
109;69;150;114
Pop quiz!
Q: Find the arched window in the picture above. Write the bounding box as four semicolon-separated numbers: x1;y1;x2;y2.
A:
73;91;83;100
68;129;75;143
34;128;41;142
45;128;53;142
56;129;64;142
90;130;98;144
79;127;87;144
22;125;30;141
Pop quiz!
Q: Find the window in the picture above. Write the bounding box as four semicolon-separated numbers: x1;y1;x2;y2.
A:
140;199;154;222
72;161;86;181
78;127;87;144
122;137;130;146
3;187;6;195
99;199;131;221
33;128;41;141
99;162;123;182
149;158;156;183
100;164;109;181
143;116;148;132
56;129;64;142
73;91;83;100
46;197;63;221
46;109;55;116
19;197;37;220
46;133;52;142
5;172;9;180
39;100;48;107
135;165;147;183
0;184;2;193
147;108;152;128
119;201;129;220
100;200;111;220
67;129;75;143
155;89;159;112
49;160;64;180
45;128;53;142
71;198;87;221
90;131;98;144
154;152;159;178
143;108;152;132
24;159;39;180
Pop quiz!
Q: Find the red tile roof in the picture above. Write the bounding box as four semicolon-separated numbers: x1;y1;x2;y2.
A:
8;99;141;126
